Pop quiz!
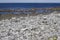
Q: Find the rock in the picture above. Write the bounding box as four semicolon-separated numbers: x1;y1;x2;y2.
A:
0;11;60;40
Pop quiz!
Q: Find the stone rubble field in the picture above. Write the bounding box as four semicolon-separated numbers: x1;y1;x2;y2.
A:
0;12;60;40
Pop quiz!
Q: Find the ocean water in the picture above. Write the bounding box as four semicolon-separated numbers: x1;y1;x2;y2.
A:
0;3;60;14
0;3;60;8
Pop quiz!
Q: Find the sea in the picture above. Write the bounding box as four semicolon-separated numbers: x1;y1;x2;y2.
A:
0;3;60;14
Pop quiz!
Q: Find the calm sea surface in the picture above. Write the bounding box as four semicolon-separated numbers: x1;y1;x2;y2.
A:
0;3;60;14
0;3;60;8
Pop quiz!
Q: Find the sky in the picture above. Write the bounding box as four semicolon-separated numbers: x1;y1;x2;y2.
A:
0;0;60;3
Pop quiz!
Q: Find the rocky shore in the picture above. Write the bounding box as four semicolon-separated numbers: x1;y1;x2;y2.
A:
0;11;60;40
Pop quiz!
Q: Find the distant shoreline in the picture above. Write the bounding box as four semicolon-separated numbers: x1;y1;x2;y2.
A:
0;11;59;20
0;7;60;20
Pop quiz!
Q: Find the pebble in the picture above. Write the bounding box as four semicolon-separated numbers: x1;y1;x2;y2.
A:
0;12;60;40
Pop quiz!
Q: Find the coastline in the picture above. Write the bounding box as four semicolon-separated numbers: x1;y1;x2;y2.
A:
0;3;60;40
0;7;60;20
0;11;54;20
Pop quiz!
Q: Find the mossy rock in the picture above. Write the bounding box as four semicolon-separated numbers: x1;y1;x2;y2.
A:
48;35;58;40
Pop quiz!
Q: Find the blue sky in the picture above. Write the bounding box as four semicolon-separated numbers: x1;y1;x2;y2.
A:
0;0;60;3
